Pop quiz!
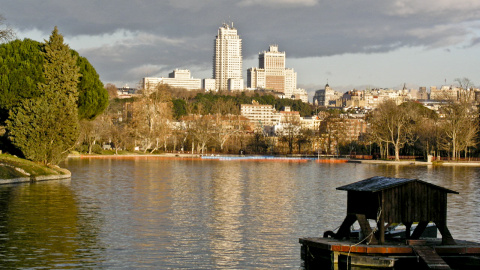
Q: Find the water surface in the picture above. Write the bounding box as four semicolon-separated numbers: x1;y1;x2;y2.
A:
0;158;478;269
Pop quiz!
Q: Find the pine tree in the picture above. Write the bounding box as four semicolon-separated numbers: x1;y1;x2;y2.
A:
6;27;80;164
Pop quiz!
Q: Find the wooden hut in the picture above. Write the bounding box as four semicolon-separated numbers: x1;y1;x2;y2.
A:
332;176;458;245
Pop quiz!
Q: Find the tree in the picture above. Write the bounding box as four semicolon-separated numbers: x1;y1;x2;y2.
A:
0;15;14;42
6;27;80;164
455;77;475;102
105;83;118;99
73;51;109;120
277;112;301;154
187;115;213;155
0;39;45;124
367;100;419;161
439;101;478;160
131;86;173;153
0;37;107;123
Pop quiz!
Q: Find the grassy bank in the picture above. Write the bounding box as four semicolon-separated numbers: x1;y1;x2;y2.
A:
0;154;70;180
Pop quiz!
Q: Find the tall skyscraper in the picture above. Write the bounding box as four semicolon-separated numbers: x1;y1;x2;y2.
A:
213;22;243;91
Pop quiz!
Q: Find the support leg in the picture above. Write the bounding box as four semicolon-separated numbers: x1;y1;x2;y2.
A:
410;221;428;239
334;214;357;240
356;214;378;244
435;220;456;245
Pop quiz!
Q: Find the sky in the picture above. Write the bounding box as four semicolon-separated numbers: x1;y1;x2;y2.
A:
2;0;480;100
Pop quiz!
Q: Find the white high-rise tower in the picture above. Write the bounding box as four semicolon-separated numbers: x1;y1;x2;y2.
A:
213;22;243;91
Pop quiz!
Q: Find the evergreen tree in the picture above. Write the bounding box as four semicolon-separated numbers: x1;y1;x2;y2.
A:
73;51;109;120
0;39;45;123
6;27;80;164
0;38;108;123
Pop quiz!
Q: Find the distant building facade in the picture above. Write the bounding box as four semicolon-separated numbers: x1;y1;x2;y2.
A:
240;102;279;127
213;22;243;91
247;45;304;100
313;83;342;106
143;69;201;92
203;78;216;91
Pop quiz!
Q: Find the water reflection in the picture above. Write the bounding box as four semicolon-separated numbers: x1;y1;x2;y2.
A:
0;180;102;268
0;159;478;269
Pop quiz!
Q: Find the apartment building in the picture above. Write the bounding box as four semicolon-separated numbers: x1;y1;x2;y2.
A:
213;22;243;91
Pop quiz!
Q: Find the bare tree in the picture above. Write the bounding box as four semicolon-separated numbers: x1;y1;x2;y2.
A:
187;115;213;155
78;117;109;154
0;15;14;42
455;77;475;102
105;83;118;99
367;100;419;161
131;87;173;153
277;113;301;154
439;101;478;160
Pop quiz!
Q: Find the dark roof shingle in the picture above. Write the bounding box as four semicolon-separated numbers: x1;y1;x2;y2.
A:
336;176;458;194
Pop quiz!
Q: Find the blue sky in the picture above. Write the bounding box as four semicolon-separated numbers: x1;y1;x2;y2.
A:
2;0;480;98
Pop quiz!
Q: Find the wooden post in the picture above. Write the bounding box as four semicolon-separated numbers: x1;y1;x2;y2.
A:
404;222;413;239
378;192;385;244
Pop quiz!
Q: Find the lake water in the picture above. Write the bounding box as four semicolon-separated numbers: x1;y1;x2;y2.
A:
0;157;479;269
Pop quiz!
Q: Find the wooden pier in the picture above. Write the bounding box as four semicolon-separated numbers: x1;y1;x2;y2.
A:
300;237;480;269
300;176;480;269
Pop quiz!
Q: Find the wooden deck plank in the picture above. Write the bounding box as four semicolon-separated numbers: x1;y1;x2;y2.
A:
410;245;451;269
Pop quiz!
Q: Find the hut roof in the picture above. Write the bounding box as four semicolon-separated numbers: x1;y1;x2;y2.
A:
336;176;458;194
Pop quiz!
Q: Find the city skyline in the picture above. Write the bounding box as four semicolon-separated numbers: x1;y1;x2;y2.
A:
3;1;480;98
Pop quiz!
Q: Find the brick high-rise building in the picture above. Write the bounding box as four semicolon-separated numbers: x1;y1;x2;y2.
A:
247;45;297;98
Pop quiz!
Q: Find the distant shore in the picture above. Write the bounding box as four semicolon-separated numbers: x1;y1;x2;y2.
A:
67;153;480;166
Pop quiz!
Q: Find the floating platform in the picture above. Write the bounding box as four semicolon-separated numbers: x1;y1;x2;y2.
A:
299;237;480;269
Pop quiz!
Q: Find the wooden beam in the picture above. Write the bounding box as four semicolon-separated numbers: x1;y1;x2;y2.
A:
435;220;456;245
334;214;357;240
410;221;428;239
357;214;378;244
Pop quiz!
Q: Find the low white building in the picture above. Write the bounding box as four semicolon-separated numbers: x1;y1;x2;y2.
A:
143;69;202;92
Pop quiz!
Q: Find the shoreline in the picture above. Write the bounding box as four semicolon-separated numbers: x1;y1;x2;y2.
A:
0;154;72;185
67;153;480;166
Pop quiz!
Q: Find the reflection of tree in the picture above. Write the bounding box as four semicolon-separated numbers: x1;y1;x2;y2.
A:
0;182;101;268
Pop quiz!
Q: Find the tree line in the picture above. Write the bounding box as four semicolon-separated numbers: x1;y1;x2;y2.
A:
77;82;480;161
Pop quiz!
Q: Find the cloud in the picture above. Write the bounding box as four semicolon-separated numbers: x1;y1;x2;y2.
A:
389;0;480;18
238;0;317;8
3;0;480;89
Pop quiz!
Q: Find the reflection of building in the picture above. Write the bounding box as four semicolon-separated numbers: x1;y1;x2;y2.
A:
214;22;243;91
143;69;201;92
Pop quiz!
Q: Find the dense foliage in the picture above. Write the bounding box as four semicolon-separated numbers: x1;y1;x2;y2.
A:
0;39;45;124
0;37;108;123
6;27;81;164
171;90;314;119
73;50;109;120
